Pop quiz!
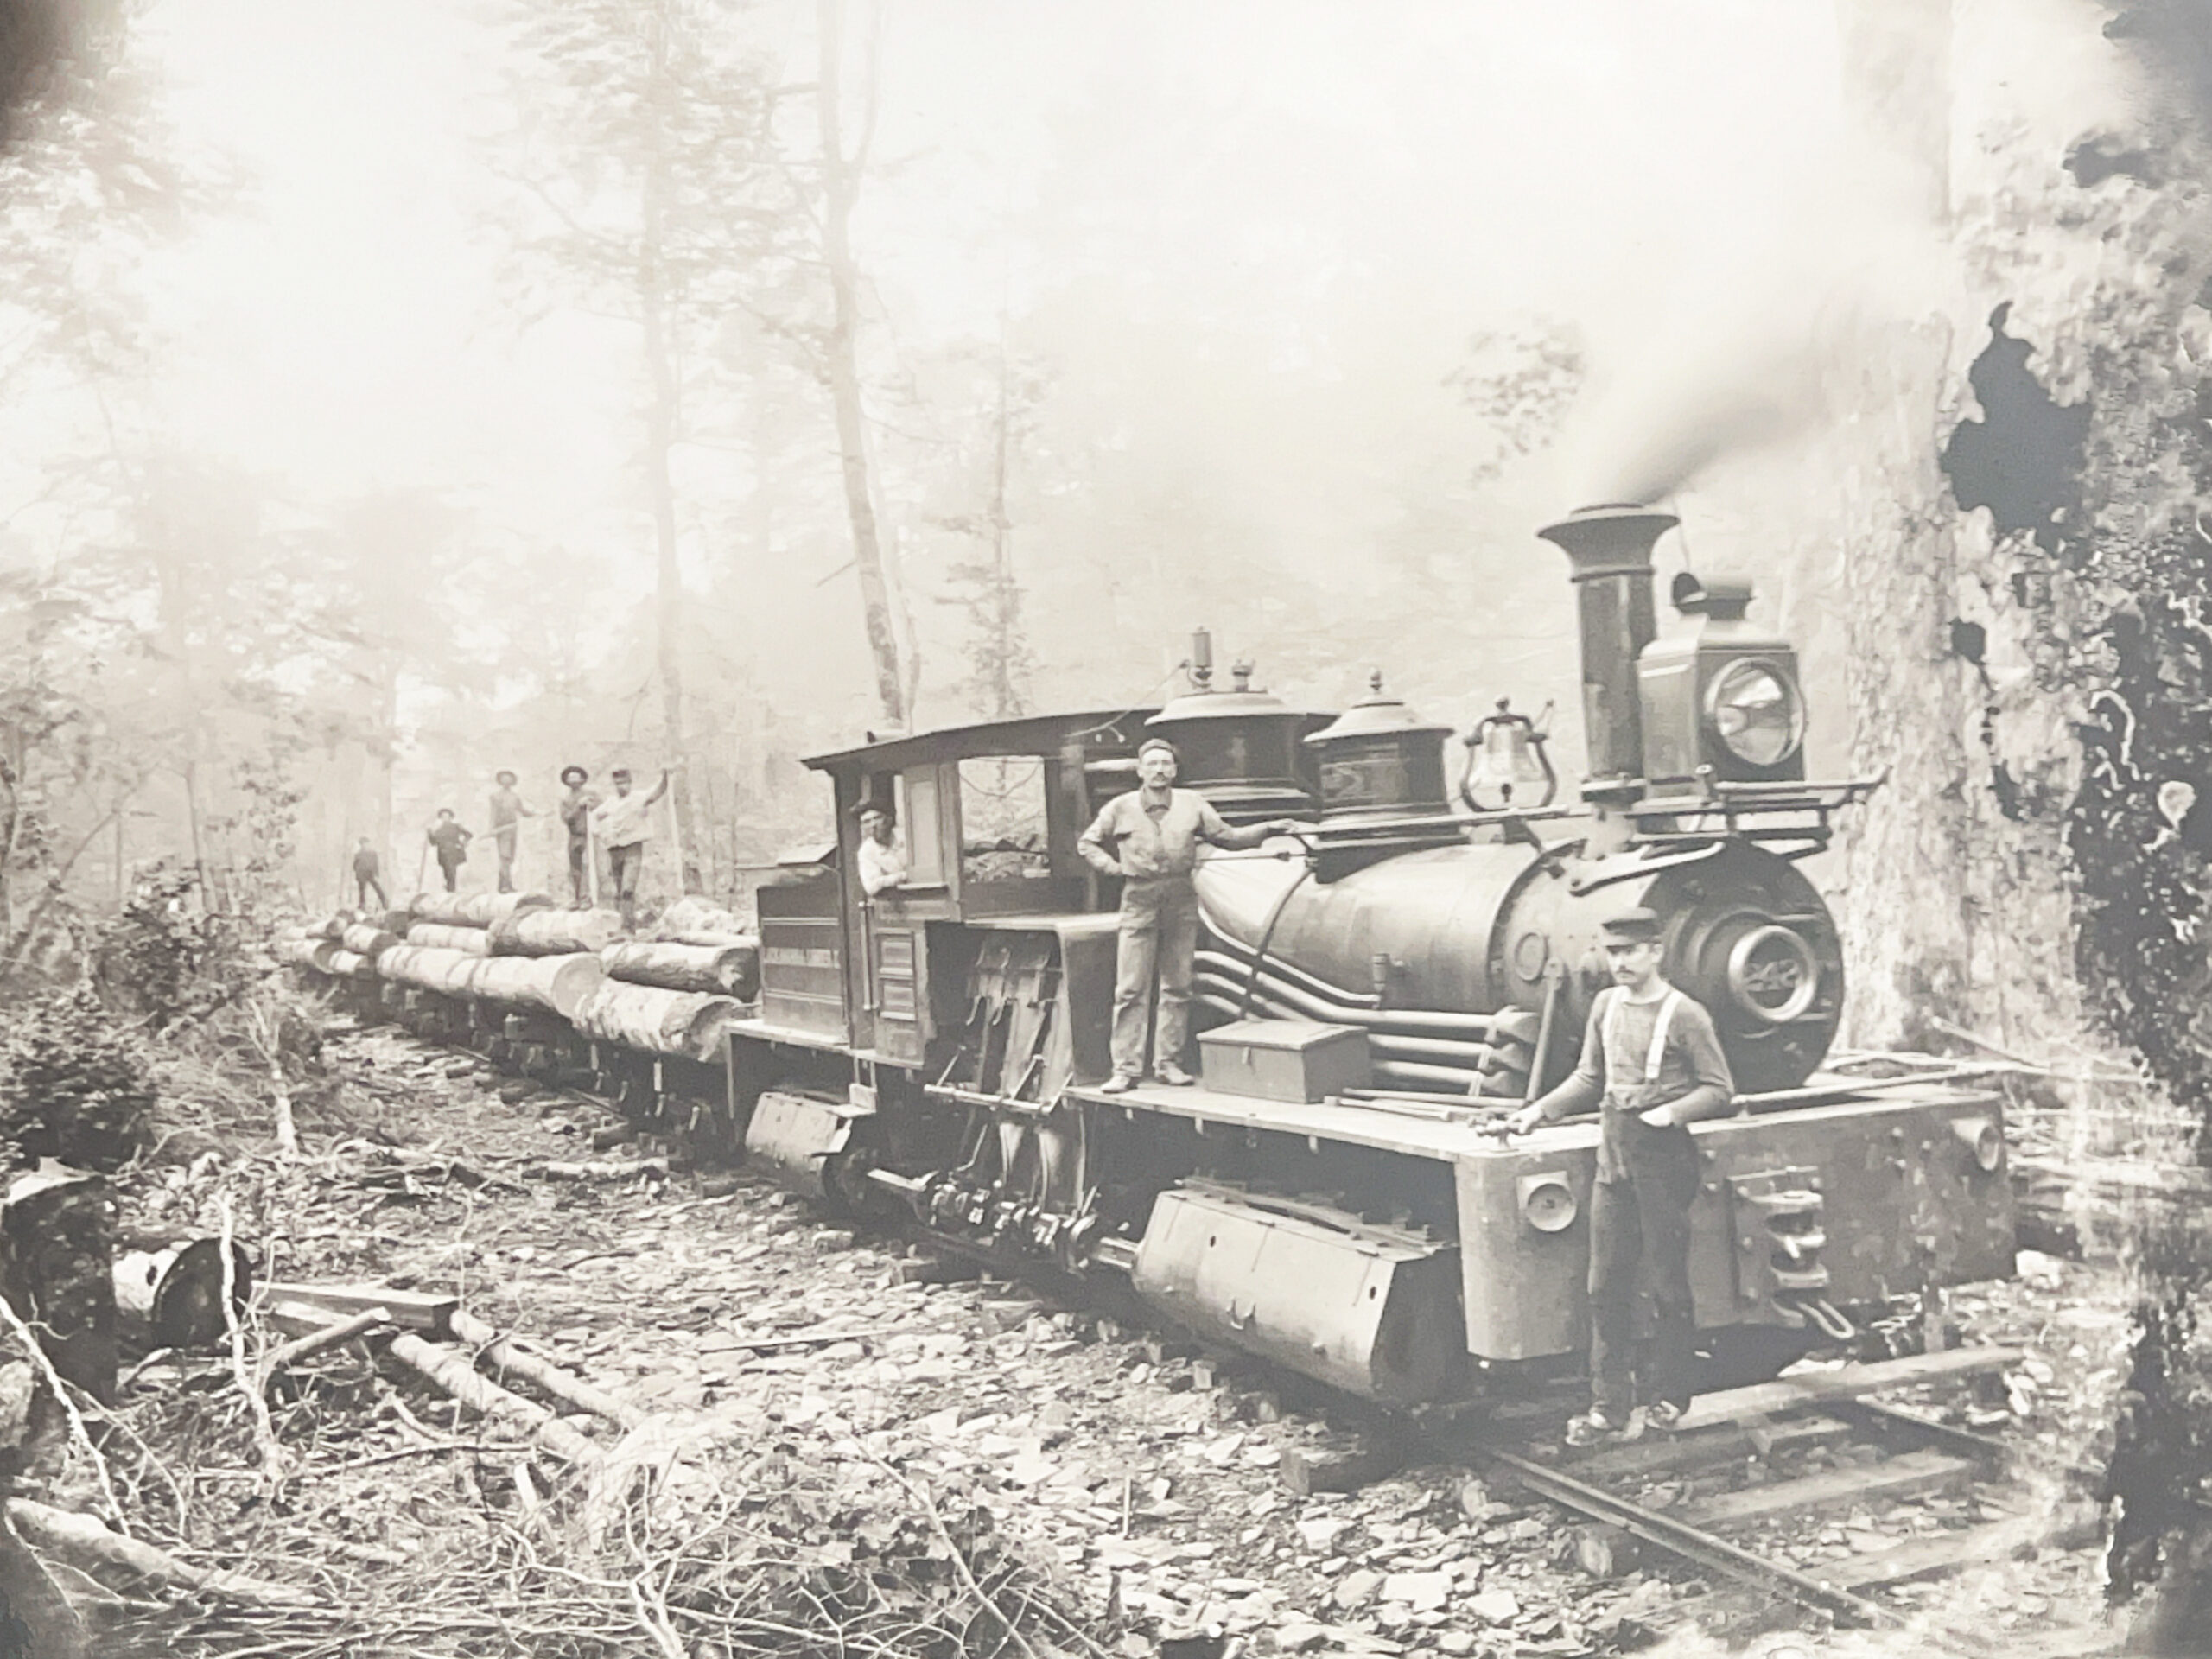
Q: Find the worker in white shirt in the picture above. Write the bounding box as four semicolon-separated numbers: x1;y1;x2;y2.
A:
589;766;668;931
855;803;907;898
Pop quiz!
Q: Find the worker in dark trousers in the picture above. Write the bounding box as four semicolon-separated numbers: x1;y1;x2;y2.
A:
425;810;473;893
557;766;597;907
1077;738;1299;1091
590;766;668;931
352;838;388;911
1507;907;1734;1445
488;770;535;893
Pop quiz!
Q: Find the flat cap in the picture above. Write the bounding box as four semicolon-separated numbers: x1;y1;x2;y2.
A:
1599;906;1662;942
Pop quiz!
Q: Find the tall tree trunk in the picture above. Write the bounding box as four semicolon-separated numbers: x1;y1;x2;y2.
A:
643;0;701;893
988;326;1020;720
1834;0;1968;1052
817;0;905;728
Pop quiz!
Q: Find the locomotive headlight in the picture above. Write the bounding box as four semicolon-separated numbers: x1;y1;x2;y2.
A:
1707;659;1804;768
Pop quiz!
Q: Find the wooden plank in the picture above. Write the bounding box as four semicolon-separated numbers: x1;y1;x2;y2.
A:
256;1281;456;1340
1670;1347;2024;1433
1683;1449;1977;1531
1822;1518;2042;1591
1570;1415;1851;1481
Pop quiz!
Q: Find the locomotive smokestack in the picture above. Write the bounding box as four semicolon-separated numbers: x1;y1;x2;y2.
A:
1536;504;1681;796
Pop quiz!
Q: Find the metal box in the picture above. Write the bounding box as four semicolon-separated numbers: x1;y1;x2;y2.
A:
1198;1019;1371;1103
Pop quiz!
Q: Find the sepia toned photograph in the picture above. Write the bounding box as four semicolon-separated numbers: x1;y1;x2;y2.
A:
0;1;2203;1655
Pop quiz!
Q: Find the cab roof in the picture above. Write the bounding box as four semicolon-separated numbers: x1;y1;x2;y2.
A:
803;709;1162;775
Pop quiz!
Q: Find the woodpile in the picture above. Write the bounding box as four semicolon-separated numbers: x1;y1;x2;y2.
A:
405;923;492;956
491;906;623;957
465;954;605;1020
652;893;753;945
376;944;603;1020
570;979;743;1061
601;939;759;1001
409;891;554;929
340;923;400;957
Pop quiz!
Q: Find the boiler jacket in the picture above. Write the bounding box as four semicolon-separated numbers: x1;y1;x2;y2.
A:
1540;984;1734;1418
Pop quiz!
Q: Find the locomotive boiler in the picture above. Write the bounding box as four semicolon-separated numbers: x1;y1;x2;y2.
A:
720;504;2015;1407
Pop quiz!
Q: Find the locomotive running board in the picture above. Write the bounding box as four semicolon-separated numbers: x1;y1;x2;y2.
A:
1125;1181;1465;1406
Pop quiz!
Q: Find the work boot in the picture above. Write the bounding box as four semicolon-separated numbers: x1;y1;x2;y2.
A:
1642;1400;1686;1433
1564;1409;1637;1448
1154;1063;1197;1087
1099;1073;1138;1095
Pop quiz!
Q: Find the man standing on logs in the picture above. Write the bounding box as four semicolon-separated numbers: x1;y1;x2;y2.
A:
590;766;668;932
352;837;387;911
1078;738;1300;1091
487;770;536;894
1504;907;1735;1446
557;766;597;908
425;810;473;894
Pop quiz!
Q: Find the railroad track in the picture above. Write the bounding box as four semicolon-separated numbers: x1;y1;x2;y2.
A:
345;1014;2088;1649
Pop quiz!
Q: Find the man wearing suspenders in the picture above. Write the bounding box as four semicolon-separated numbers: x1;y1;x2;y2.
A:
1506;906;1736;1446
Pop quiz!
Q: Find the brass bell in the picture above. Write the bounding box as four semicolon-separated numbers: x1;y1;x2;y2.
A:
1461;698;1557;811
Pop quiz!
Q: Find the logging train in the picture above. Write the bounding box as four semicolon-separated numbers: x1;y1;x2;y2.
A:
286;505;2017;1408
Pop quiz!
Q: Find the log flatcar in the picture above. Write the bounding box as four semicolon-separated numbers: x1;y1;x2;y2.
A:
724;505;2016;1404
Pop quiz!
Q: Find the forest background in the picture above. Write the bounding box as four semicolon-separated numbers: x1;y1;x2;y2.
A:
0;0;2200;1082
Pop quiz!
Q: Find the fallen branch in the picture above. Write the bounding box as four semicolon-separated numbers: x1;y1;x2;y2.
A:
0;1297;127;1534
388;1334;601;1467
6;1497;317;1610
449;1310;645;1431
219;1198;289;1485
539;1157;671;1182
261;1307;391;1388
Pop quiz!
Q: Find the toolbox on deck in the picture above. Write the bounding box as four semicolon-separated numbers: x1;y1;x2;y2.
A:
1198;1019;1371;1103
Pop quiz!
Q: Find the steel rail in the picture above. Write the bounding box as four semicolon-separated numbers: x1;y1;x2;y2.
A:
1470;1440;1910;1631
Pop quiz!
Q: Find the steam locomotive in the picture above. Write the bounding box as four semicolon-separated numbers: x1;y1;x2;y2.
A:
717;505;2017;1404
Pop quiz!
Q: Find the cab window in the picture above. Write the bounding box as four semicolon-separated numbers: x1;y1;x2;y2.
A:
895;768;946;887
957;757;1051;883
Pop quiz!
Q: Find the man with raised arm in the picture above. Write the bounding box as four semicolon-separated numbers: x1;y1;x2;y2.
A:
1077;737;1300;1092
1505;907;1735;1446
590;765;669;932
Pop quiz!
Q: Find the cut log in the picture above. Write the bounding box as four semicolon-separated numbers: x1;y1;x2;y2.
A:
113;1240;252;1351
410;891;554;929
7;1497;316;1609
449;1309;644;1429
464;953;605;1019
327;949;374;980
272;937;323;968
340;923;400;957
388;1333;601;1465
600;939;760;1000
491;907;624;957
374;944;481;999
540;1157;671;1182
570;979;743;1060
652;895;751;943
262;1307;391;1383
406;922;491;956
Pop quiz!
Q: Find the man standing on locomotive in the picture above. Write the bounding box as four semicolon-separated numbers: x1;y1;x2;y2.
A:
1506;907;1734;1445
1078;738;1299;1092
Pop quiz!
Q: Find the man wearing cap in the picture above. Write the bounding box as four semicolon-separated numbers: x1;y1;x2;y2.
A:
590;766;669;931
487;770;536;894
1078;739;1300;1091
556;766;598;908
1506;907;1735;1445
855;801;907;898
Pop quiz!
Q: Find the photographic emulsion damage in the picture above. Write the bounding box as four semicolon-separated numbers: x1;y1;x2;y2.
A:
0;2;2209;1656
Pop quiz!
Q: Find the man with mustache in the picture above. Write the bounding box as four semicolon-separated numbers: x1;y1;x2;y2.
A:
1506;907;1734;1446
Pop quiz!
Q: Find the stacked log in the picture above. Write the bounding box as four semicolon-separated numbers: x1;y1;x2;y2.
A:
273;937;323;969
340;922;401;957
407;922;492;956
410;891;555;929
373;944;481;998
327;950;375;980
464;954;604;1020
652;894;752;945
601;939;760;1001
491;907;623;957
571;980;743;1061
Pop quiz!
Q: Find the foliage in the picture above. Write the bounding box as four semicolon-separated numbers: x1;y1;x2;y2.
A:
88;861;248;1029
0;983;154;1170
